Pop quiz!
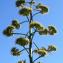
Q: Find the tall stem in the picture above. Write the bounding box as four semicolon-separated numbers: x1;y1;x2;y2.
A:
29;0;33;63
29;13;33;63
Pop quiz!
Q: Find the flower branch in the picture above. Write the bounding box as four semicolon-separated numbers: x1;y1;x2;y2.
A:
12;33;28;37
33;56;42;62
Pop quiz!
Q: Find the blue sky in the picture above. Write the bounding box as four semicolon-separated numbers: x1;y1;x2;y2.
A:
0;0;63;63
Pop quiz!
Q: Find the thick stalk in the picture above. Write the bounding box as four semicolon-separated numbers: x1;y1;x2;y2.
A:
29;12;33;63
29;1;33;62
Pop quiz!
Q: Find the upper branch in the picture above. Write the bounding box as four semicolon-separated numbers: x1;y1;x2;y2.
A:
19;48;29;53
33;56;42;62
19;21;29;24
33;42;39;50
12;32;28;37
23;46;29;54
26;16;30;22
33;11;40;17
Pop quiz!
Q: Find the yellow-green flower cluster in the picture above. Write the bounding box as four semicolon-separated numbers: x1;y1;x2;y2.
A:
48;26;57;35
39;28;48;35
36;3;48;14
3;26;15;36
39;25;57;35
11;47;20;56
40;47;47;51
3;19;20;36
34;49;47;57
16;37;30;46
16;0;25;7
19;7;32;16
30;22;57;35
30;21;44;30
18;60;26;63
37;49;47;56
47;45;56;52
11;19;20;29
34;45;56;56
29;1;35;5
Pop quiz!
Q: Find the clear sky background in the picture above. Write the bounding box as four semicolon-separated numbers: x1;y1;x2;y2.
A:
0;0;63;63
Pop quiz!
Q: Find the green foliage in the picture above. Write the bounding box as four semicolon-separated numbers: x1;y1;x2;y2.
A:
11;47;21;56
16;37;30;46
